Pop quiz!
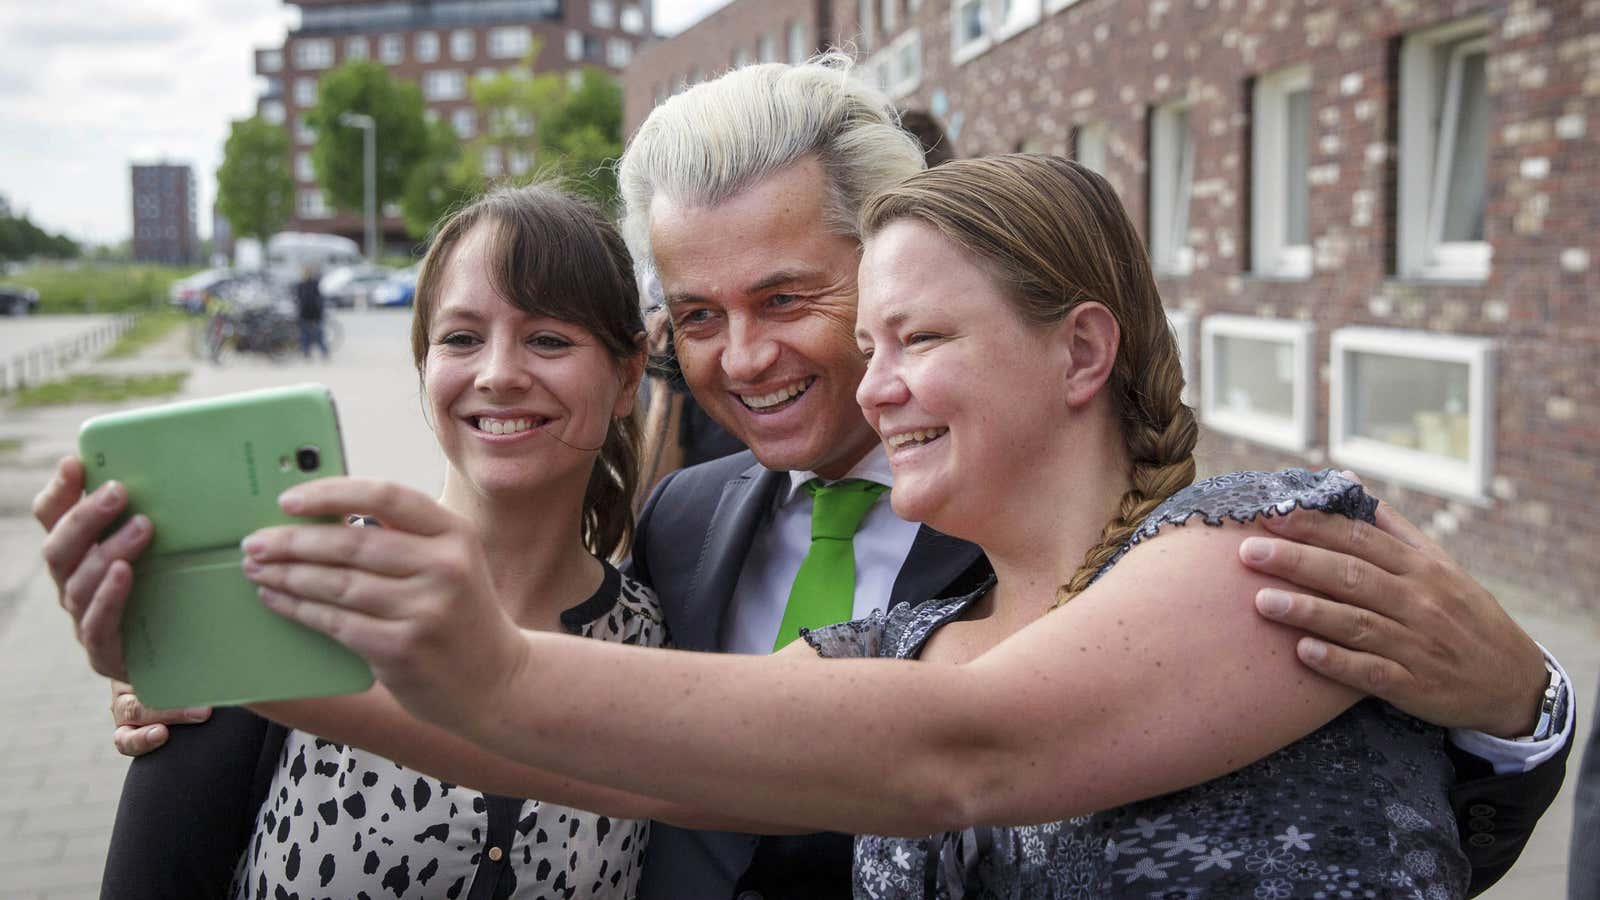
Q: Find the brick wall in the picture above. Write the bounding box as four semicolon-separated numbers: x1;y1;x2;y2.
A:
626;0;1600;612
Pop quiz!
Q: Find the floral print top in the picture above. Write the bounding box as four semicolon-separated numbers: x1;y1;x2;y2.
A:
804;469;1469;900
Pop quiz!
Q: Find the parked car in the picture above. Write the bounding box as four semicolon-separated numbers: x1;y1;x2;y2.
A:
319;264;394;309
169;269;237;314
265;232;362;286
0;284;39;316
371;265;418;307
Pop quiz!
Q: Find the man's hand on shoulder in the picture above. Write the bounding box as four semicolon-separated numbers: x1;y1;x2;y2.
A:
111;680;211;758
1239;480;1546;739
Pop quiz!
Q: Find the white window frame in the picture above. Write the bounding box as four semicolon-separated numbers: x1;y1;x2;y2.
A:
297;189;331;219
488;26;532;59
733;47;753;68
1329;327;1495;501
295;152;315;182
1252;65;1313;279
608;38;631;68
259;49;284;73
294;76;317;106
1165;310;1196;405
867;28;921;99
379;34;404;64
788;21;810;64
1399;17;1492;281
345;36;369;60
452;108;477;139
1150;100;1195;277
415;32;440;63
1074;121;1107;173
293;39;334;70
952;0;1041;65
592;0;616;29
882;0;898;35
566;30;584;61
295;115;316;145
450;29;475;61
621;5;646;35
1200;315;1316;452
261;100;285;125
759;32;778;63
423;69;466;101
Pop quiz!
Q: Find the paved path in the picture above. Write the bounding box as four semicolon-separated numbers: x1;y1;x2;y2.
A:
0;310;1594;898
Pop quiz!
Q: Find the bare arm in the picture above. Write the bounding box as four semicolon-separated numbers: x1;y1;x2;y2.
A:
246;480;1360;837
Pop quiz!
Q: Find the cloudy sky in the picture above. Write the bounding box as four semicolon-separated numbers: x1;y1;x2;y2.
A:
0;0;729;246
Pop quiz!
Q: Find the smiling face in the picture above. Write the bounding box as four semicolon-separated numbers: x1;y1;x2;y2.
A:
649;156;879;479
423;223;637;500
854;219;1072;534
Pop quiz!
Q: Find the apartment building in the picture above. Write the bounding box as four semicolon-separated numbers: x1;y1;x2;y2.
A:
625;0;1600;611
255;0;650;244
130;163;200;265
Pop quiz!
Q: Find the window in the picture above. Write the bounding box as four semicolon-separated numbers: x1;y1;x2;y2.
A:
608;39;631;68
566;30;584;61
621;5;646;34
1399;18;1491;280
298;189;331;219
1165;310;1196;405
450;29;475;60
259;49;283;73
295;77;317;106
345;36;369;60
415;32;440;63
1073;122;1107;173
789;21;810;64
482;146;504;177
867;29;922;99
951;0;1041;64
509;150;532;176
452;108;477;138
859;0;877;50
379;34;404;64
261;100;285;125
295;115;317;145
733;47;752;68
882;0;899;35
293;39;334;70
1252;65;1313;278
759;32;778;63
1330;328;1495;499
592;0;615;28
296;152;315;182
1200;316;1316;452
1149;100;1195;276
489;26;532;58
423;69;466;101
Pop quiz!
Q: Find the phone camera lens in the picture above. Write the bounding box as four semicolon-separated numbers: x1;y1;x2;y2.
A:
295;446;321;472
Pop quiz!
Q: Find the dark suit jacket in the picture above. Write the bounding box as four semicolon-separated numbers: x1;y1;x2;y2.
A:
628;451;987;900
626;452;1571;900
1567;683;1596;900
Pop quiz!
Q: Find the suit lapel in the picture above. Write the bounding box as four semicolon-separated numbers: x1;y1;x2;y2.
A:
889;525;987;611
677;463;786;652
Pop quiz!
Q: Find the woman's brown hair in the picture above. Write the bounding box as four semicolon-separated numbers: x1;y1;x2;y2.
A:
410;183;645;559
860;154;1198;604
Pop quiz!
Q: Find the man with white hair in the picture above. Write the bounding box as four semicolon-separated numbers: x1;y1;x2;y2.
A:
614;56;1573;899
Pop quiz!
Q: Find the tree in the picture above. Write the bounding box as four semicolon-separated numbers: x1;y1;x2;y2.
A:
0;195;80;262
535;68;624;208
400;118;472;238
214;116;293;240
308;61;431;216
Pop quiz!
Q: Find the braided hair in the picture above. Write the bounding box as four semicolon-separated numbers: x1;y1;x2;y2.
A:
859;154;1197;605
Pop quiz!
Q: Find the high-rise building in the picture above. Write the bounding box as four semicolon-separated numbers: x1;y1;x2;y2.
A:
255;0;651;247
130;163;199;264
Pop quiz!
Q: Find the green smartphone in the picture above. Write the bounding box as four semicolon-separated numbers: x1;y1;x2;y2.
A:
78;383;373;708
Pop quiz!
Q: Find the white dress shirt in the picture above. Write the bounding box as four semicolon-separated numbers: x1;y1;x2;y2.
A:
720;448;921;655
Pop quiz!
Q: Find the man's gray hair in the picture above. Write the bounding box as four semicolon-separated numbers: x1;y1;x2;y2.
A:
617;52;925;272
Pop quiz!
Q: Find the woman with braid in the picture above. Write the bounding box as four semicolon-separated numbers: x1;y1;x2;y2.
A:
179;156;1468;897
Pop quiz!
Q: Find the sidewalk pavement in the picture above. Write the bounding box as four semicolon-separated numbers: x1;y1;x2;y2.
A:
0;313;1594;898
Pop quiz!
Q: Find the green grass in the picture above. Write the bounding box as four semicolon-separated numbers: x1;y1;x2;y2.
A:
3;263;203;314
0;438;21;455
10;372;189;408
102;311;187;359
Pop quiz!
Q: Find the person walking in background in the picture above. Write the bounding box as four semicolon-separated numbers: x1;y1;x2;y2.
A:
294;265;329;360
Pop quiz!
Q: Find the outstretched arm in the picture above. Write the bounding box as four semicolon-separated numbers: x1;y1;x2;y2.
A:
246;478;1361;837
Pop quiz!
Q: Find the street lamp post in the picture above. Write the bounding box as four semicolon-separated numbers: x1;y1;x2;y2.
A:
338;112;377;262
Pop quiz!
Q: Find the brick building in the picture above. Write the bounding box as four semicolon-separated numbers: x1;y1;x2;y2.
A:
254;0;651;246
626;0;1600;611
130;163;200;265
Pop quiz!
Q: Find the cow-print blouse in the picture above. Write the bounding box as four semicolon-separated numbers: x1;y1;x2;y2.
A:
230;562;666;900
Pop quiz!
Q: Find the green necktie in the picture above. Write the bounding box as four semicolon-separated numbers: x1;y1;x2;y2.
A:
773;478;889;651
